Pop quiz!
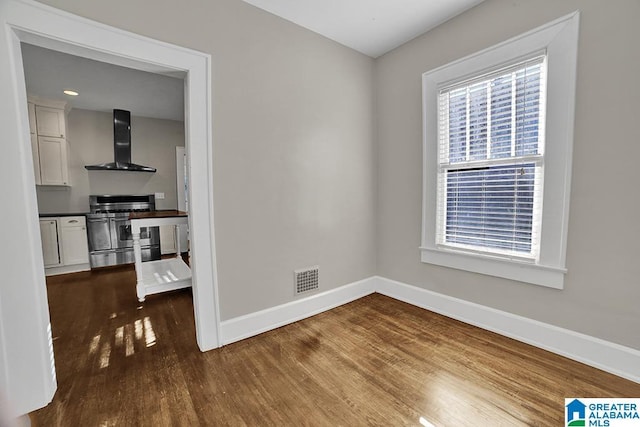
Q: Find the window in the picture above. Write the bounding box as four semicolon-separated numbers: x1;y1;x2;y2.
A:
421;12;579;289
437;56;546;260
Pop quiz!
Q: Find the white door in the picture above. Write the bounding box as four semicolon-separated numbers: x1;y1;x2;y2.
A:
35;105;66;138
38;136;69;185
39;219;60;267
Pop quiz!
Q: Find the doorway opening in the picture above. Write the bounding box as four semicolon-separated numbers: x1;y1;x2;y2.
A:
0;0;220;414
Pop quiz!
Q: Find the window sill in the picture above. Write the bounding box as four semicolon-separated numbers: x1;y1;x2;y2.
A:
420;246;566;289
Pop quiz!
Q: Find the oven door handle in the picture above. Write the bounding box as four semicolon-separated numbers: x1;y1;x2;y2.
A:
109;218;119;248
87;218;109;224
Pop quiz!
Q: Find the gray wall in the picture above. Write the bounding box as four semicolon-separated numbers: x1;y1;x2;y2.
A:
36;0;377;320
376;0;640;349
36;0;639;350
36;109;184;213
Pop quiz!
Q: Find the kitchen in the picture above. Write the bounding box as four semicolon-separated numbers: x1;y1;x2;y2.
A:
22;43;189;284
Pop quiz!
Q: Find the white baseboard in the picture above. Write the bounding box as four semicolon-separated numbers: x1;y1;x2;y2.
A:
220;277;376;345
218;274;640;383
44;263;90;276
373;276;640;384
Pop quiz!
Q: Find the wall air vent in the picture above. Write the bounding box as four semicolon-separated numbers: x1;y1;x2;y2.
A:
294;266;319;295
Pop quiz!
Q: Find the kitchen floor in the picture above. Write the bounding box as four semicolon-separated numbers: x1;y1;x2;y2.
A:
31;268;640;426
32;265;198;426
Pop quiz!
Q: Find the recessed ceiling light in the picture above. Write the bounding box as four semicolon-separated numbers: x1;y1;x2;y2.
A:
63;89;79;96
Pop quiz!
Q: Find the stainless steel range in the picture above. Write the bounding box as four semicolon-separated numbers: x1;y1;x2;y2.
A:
86;195;160;268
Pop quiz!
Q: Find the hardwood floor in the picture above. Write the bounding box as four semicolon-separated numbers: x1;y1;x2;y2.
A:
31;267;640;426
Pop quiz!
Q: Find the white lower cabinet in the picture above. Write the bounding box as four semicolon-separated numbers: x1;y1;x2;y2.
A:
39;219;61;267
59;217;89;266
160;225;176;255
39;216;90;275
160;224;189;255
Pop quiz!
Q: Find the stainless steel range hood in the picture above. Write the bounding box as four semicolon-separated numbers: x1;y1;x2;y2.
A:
85;109;156;172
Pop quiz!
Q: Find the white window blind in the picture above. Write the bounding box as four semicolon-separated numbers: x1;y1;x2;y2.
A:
436;55;547;260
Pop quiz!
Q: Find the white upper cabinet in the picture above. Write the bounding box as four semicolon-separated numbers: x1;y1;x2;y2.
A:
28;103;42;184
30;133;41;185
28;102;36;134
28;98;70;186
38;136;69;186
35;105;66;138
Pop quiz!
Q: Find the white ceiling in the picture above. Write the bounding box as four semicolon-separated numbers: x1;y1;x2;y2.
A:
21;43;185;121
242;0;485;58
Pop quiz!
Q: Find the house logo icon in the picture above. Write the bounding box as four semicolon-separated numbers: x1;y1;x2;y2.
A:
566;399;587;426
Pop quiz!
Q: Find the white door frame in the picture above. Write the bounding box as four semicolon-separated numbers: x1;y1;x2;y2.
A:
0;0;221;414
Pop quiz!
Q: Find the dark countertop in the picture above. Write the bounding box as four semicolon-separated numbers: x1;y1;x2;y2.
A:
39;212;89;218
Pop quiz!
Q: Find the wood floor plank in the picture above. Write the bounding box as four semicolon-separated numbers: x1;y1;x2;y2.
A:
31;267;640;426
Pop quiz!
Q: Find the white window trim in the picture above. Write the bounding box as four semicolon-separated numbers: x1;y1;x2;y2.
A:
421;11;580;289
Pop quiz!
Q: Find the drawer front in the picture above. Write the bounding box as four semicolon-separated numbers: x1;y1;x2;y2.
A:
60;216;86;227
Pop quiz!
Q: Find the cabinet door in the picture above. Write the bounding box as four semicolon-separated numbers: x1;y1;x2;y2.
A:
160;225;176;255
28;102;37;134
39;219;61;267
31;133;41;185
38;136;69;186
177;224;188;253
35;106;66;138
60;217;89;265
